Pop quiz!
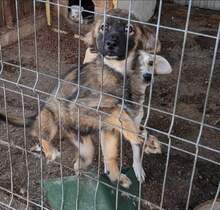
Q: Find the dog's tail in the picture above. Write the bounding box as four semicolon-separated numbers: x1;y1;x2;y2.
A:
0;112;37;127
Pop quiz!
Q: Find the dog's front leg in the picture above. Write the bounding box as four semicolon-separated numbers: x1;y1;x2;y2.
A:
131;143;145;183
101;129;132;188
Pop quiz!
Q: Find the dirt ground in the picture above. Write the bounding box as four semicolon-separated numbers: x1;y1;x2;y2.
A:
0;2;220;210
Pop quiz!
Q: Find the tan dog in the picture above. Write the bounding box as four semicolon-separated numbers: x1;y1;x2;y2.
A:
79;9;166;181
81;13;172;179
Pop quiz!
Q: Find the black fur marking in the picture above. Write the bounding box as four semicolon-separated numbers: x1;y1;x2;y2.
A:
105;170;110;175
96;17;136;60
0;112;8;123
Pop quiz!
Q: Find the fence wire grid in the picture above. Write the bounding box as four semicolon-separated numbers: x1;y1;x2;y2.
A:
0;0;220;210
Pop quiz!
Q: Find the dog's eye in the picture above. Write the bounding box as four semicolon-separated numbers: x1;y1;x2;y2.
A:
100;23;108;32
125;24;134;35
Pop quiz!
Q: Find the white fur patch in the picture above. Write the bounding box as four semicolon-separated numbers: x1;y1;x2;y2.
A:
131;144;145;183
134;101;145;126
104;52;135;75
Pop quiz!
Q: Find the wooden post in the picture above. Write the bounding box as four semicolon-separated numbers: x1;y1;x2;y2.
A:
0;1;3;27
45;0;51;26
3;0;14;28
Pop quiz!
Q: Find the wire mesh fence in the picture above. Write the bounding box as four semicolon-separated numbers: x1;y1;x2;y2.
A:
0;0;220;210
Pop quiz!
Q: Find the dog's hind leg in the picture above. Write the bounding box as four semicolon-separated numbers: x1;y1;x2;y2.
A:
67;133;95;172
32;108;59;162
101;129;131;188
41;139;60;162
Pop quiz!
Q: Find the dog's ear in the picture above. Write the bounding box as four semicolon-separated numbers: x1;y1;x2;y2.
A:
137;25;161;53
139;51;172;75
145;31;161;53
82;18;102;48
154;54;172;75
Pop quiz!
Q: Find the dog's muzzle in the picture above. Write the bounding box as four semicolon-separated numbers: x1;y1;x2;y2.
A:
104;33;121;57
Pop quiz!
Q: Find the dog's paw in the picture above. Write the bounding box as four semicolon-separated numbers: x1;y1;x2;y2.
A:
133;161;145;183
74;158;81;171
46;149;60;163
30;144;41;152
119;174;132;188
144;135;162;154
74;158;88;173
73;158;81;176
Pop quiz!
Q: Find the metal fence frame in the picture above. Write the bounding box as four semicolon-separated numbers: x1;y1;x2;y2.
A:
0;0;220;210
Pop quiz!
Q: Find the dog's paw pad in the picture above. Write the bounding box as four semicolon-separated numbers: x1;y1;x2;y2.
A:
119;174;132;188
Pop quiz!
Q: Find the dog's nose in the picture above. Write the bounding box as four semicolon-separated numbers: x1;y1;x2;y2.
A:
106;40;117;49
143;73;152;82
105;34;119;50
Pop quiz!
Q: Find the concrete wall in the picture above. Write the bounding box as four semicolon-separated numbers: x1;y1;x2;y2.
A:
174;0;220;10
117;0;156;22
